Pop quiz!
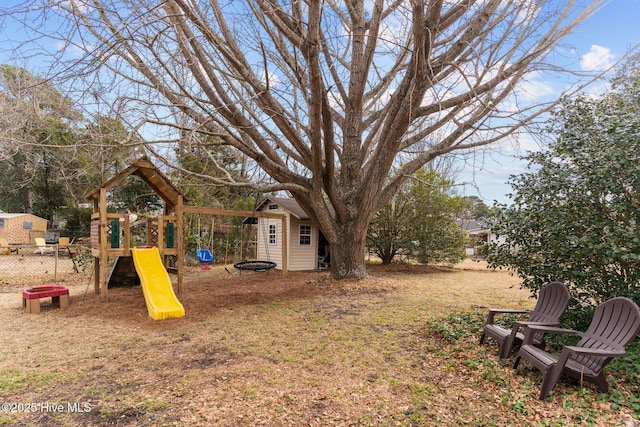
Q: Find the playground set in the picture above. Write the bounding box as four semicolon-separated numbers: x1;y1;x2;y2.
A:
84;157;287;320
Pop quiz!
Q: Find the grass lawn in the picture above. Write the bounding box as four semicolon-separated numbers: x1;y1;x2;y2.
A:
0;259;637;426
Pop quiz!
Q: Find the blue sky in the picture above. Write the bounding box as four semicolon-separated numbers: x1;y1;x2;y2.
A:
461;0;640;206
1;1;638;207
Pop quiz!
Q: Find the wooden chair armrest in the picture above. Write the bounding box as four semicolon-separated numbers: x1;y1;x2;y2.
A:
511;321;560;337
513;321;559;328
521;325;580;345
553;345;628;376
486;308;530;324
562;346;627;358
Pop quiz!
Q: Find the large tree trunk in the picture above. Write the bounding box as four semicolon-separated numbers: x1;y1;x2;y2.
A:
295;186;376;279
329;221;368;279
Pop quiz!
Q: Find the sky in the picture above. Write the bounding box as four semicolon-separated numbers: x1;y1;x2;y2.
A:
460;0;640;206
1;1;639;207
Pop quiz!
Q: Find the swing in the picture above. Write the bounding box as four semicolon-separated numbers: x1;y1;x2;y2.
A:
195;216;214;270
233;260;277;272
196;249;213;270
227;203;277;274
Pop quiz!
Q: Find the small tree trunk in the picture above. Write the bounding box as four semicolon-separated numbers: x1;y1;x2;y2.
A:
24;189;34;214
330;223;368;279
381;251;394;265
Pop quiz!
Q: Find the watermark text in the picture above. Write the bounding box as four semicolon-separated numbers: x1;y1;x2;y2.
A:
1;402;92;413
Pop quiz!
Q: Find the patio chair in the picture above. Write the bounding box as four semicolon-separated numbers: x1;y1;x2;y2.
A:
35;237;54;254
514;297;640;400
0;237;17;254
480;281;570;359
57;237;70;256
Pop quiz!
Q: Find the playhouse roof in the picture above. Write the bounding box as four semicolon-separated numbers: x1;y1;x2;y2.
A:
255;196;336;220
255;196;309;219
85;157;185;209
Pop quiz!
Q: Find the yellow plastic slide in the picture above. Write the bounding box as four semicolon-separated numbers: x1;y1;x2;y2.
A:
131;246;185;320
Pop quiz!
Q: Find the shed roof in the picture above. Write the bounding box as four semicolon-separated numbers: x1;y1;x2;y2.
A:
0;213;47;221
255;196;309;219
85;157;185;209
254;196;336;221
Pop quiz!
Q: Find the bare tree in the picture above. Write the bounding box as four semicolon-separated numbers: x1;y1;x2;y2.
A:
1;0;606;278
0;65;142;209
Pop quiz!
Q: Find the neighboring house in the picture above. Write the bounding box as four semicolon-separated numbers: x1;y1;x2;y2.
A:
0;213;48;244
252;197;331;271
458;219;498;257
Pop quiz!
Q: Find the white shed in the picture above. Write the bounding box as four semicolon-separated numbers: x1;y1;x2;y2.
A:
253;197;330;271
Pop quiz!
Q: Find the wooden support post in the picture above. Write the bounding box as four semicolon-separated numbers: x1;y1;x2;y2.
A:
123;214;130;253
281;216;288;277
157;216;165;256
99;187;108;299
177;195;184;293
92;199;100;295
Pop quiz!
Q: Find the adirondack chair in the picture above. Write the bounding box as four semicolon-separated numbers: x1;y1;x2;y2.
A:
514;297;640;400
35;237;54;254
57;237;70;256
0;237;17;255
480;282;570;359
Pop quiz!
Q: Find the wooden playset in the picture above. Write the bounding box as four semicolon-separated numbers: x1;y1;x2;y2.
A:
85;157;288;301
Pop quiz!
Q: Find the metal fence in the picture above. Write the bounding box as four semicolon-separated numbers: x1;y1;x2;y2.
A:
0;244;90;288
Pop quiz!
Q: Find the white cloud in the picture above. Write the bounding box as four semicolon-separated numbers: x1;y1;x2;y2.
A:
56;0;91;14
260;70;280;88
580;45;615;72
497;132;543;154
514;70;555;101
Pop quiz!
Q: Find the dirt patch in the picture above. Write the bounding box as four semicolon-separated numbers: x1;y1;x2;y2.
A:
65;269;343;329
58;265;401;330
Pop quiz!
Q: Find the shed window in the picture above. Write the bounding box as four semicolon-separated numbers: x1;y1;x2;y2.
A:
268;224;277;245
23;221;33;229
268;204;279;210
0;218;4;228
299;225;311;245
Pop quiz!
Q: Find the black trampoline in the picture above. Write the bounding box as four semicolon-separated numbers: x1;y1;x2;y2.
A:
233;260;277;272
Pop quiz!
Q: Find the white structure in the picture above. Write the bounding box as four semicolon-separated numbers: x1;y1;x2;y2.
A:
253;197;330;271
458;219;500;256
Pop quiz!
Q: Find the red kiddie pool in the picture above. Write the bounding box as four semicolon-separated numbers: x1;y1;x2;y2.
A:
22;285;69;314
